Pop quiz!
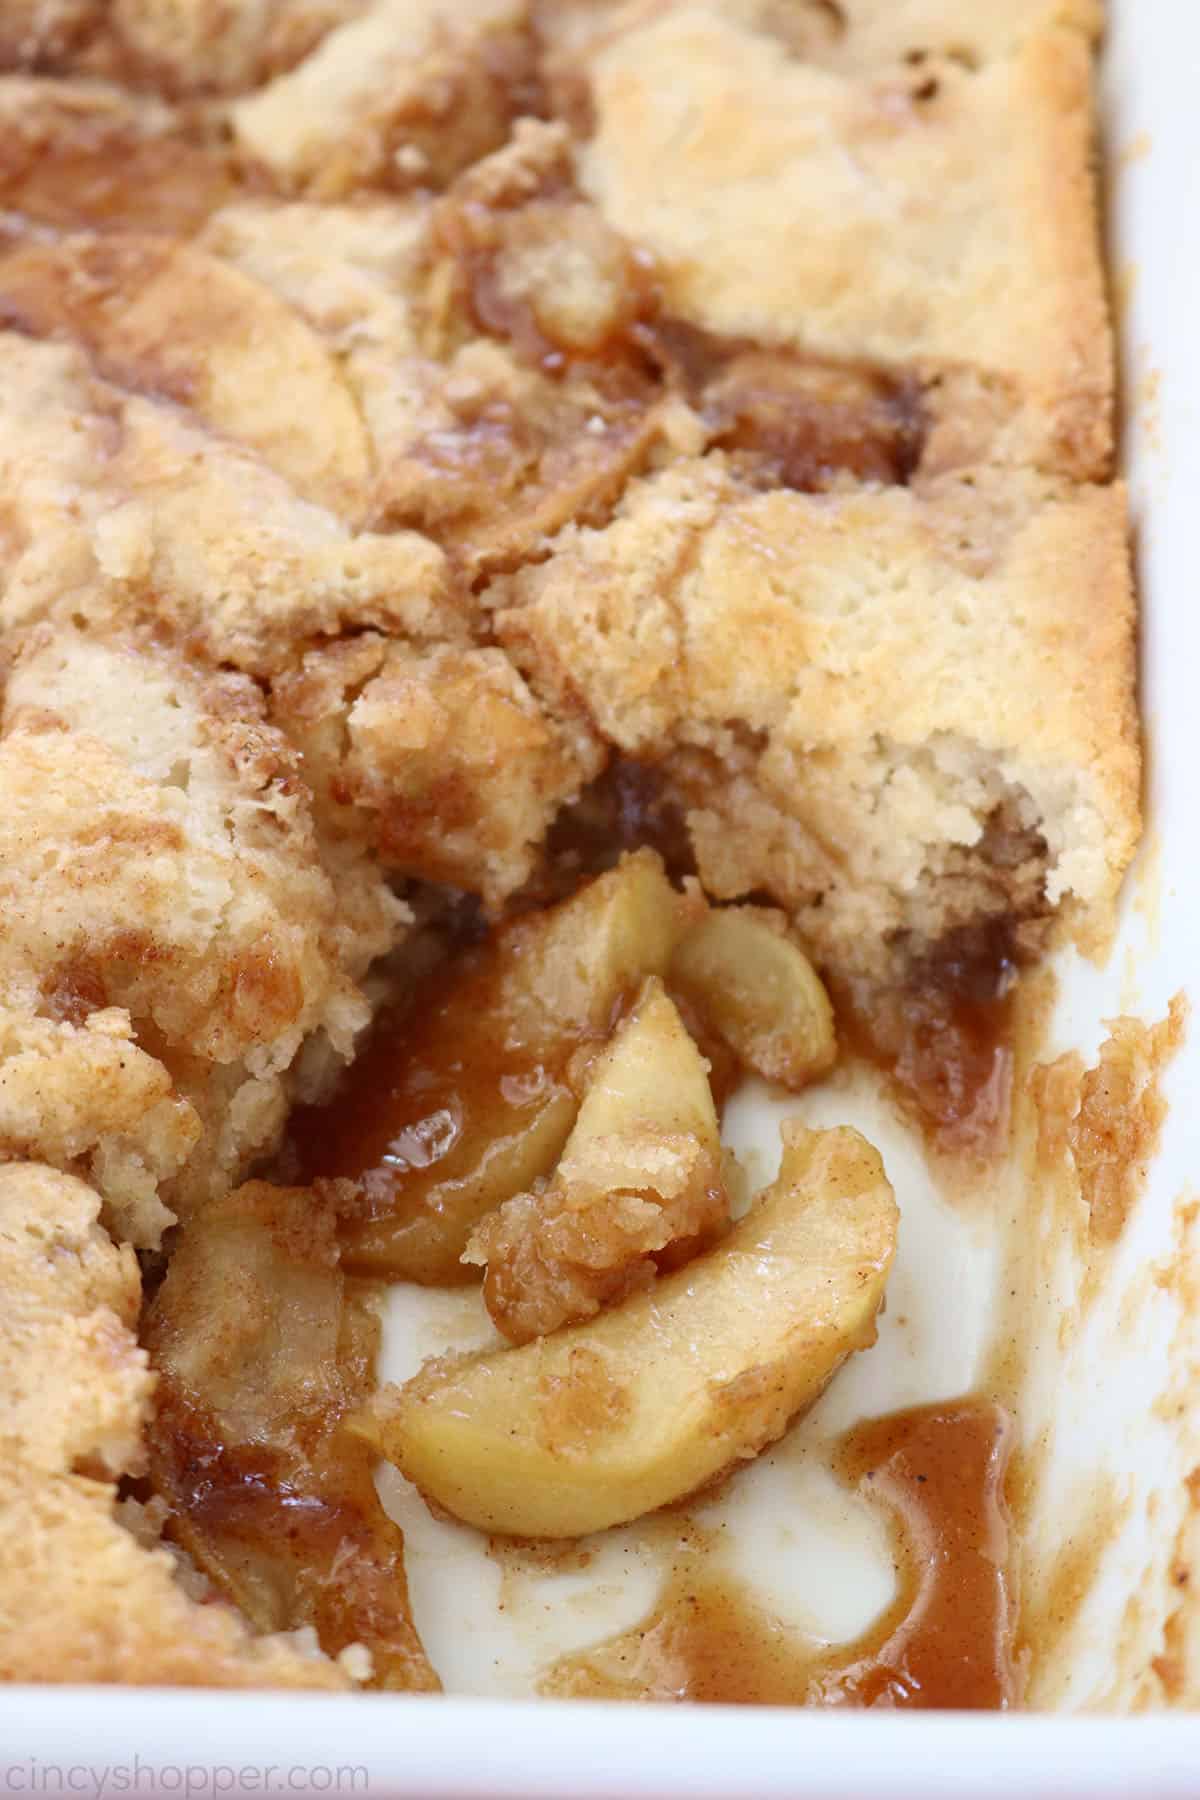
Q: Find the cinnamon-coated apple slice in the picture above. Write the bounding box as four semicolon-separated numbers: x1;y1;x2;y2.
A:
359;1123;897;1538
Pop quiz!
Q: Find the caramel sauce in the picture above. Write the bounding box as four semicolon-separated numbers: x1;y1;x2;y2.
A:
287;934;583;1286
544;761;698;891
287;944;738;1282
466;225;656;379
380;382;660;584
436;172;928;523
649;319;926;491
288;847;742;1289
40;959;108;1026
377;180;665;567
824;1399;1017;1706
544;1400;1017;1709
833;927;1019;1158
0;12;1054;1715
142;1180;439;1690
442;183;660;381
0;235;201;409
150;1386;438;1692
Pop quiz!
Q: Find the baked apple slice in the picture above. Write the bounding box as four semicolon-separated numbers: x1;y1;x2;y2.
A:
144;1180;438;1691
361;1123;897;1538
464;975;729;1343
670;905;837;1090
326;850;699;1284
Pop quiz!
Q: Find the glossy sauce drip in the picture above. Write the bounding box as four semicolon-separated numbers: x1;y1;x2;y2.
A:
377;174;665;568
445;176;925;496
824;1398;1017;1706
835;977;1015;1157
470;231;655;382
150;1388;437;1692
465;226;658;382
41;959;109;1027
544;1400;1017;1709
286;923;739;1282
431;149;660;381
287;938;583;1286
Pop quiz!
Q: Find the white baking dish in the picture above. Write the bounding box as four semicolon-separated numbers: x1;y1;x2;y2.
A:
2;2;1198;1790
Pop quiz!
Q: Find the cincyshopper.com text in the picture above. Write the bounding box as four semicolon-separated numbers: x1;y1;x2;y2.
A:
3;1762;369;1797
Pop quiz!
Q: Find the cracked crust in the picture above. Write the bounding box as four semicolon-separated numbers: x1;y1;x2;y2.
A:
0;230;376;520
0;332;459;674
0;1005;199;1250
491;454;1139;975
0;74;238;235
0;1;361;96
273;636;604;910
0;624;403;1223
197;122;696;574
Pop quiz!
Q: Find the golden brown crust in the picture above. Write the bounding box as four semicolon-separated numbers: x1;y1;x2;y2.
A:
0;623;403;1225
273;637;603;910
0;35;1134;991
0;1161;149;1479
535;0;1104;73
0;626;375;1066
575;5;1112;478
0;1006;199;1250
0;75;236;234
492;455;1139;972
0;1;362;97
0;1470;349;1687
230;0;537;196
0;1;99;68
198;122;692;575
0;231;376;520
0;332;458;675
0;1163;350;1687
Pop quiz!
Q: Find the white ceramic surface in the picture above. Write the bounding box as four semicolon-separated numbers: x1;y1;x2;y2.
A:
3;3;1198;1791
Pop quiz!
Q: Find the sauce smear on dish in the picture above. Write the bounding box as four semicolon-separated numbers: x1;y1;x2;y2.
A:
543;1400;1018;1708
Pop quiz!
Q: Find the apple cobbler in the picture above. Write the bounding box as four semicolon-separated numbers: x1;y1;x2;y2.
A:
0;0;1138;1701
